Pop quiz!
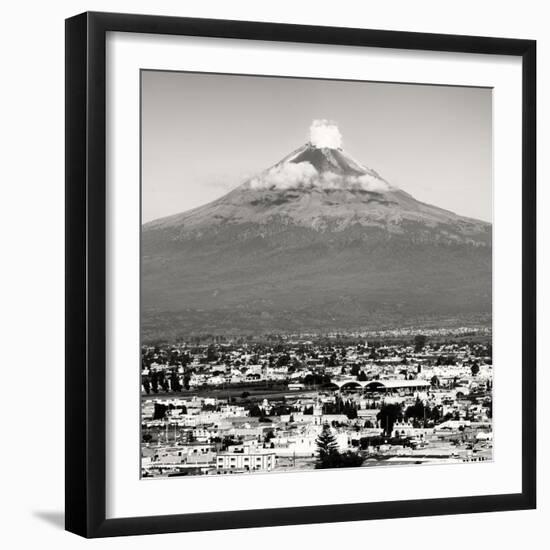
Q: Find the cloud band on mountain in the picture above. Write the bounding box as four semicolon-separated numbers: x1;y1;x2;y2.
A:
248;162;318;190
248;162;391;192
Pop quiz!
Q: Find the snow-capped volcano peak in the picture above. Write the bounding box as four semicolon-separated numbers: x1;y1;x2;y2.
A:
247;121;392;193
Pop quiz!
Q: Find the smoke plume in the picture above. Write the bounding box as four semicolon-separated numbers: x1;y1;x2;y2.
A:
309;119;343;149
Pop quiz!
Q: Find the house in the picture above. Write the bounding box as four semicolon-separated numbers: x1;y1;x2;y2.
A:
216;449;276;472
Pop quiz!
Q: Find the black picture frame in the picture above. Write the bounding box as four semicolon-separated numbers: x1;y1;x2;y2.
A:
65;11;536;538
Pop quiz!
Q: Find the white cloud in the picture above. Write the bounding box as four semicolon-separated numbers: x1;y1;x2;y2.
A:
248;163;392;193
309;119;343;149
249;162;318;190
355;173;392;192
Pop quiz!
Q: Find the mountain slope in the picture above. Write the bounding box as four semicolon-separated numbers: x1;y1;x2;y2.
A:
142;123;491;341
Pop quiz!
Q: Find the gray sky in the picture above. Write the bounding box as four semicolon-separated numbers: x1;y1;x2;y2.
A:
142;70;492;223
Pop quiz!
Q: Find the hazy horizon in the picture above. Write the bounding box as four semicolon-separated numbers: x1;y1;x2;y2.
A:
142;70;492;224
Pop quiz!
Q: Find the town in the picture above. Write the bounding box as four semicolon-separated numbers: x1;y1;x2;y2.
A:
140;333;493;477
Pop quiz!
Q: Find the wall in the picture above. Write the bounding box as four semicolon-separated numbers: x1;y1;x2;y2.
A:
0;0;547;547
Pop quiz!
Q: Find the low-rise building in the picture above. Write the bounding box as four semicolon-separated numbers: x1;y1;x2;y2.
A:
216;449;276;472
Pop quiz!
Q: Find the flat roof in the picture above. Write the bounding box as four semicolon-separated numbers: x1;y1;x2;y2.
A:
367;379;431;388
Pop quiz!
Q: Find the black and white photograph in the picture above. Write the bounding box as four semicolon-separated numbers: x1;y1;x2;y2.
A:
0;0;542;544
140;71;494;478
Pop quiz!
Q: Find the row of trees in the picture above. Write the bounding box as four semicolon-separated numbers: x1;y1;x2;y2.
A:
142;369;190;394
321;397;358;419
376;399;444;435
142;347;192;369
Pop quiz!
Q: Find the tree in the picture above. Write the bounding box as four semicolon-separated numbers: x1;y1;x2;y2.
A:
471;362;480;376
430;406;441;423
170;371;182;393
206;346;218;363
405;398;429;422
430;375;440;387
154;370;166;392
150;371;159;393
276;354;290;367
316;451;364;469
316;425;363;469
414;335;427;353
343;400;358;419
153;403;168;420
336;452;364;468
271;404;292;416
248;405;265;417
377;403;403;435
316;424;339;460
304;373;331;386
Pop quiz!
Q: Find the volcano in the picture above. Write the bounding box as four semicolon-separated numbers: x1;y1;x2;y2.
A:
142;121;491;341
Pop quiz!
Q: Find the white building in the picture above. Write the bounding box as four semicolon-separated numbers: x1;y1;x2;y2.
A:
216;450;276;472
